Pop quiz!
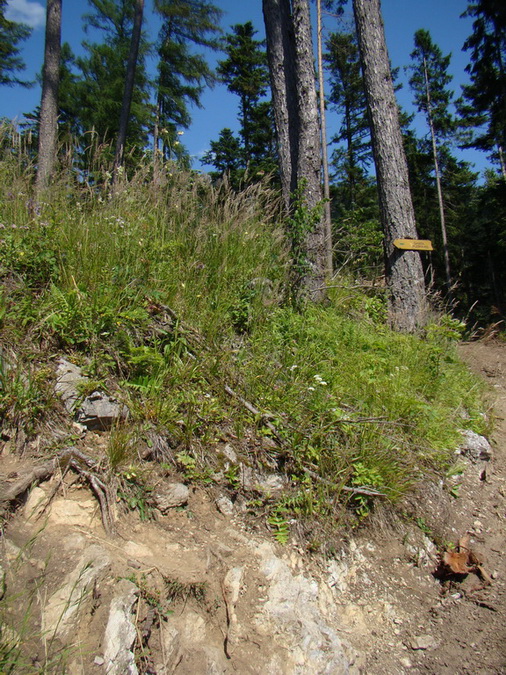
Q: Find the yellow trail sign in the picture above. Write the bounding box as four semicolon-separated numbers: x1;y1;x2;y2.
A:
394;238;433;251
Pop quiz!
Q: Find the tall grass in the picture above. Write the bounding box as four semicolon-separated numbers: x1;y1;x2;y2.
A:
0;124;487;536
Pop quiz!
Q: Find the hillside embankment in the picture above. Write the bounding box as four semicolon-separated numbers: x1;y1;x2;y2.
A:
0;339;505;674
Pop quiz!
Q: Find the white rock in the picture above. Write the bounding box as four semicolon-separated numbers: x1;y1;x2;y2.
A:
55;358;85;413
459;430;492;461
42;545;110;637
23;486;47;520
255;542;357;673
103;579;139;675
410;634;438;650
48;497;101;528
216;495;235;516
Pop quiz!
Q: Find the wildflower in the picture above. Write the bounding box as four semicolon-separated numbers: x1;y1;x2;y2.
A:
289;364;298;372
313;374;328;386
308;386;315;392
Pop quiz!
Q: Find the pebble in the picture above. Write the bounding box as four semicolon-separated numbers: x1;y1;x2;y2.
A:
410;634;438;650
94;656;105;666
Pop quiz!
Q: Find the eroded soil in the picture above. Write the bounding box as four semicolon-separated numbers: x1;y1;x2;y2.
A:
1;340;505;674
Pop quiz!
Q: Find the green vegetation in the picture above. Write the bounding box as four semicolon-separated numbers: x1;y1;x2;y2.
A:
0;127;487;543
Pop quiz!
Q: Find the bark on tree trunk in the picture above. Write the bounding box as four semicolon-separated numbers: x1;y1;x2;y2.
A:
262;0;298;211
113;0;144;184
263;0;327;301
35;0;62;196
317;0;333;277
353;0;426;332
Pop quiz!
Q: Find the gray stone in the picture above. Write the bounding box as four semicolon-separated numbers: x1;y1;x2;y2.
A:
459;429;492;461
240;465;286;495
77;391;129;431
103;579;139;675
152;483;189;512
55;358;128;430
55;358;86;413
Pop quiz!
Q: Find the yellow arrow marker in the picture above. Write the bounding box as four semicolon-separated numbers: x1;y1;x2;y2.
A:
394;238;433;251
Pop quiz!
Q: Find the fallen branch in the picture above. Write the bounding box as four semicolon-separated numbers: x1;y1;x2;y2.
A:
302;466;387;497
224;384;283;446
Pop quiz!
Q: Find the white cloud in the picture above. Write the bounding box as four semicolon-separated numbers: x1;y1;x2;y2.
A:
5;0;45;29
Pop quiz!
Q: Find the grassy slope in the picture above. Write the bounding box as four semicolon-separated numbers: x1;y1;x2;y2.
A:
0;147;487;541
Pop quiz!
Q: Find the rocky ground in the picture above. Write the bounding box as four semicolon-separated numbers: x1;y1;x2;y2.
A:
1;340;505;674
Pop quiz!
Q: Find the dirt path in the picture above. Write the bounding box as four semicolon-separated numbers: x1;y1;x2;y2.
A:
340;340;506;674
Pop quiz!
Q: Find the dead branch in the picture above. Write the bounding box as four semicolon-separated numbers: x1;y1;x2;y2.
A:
301;466;387;497
224;384;283;445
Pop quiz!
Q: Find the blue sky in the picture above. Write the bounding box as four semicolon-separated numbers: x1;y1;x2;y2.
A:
2;0;489;177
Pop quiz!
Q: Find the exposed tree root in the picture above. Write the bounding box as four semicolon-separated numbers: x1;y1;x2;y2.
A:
0;447;116;535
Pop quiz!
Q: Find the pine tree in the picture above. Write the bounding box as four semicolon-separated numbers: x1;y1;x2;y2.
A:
215;21;276;180
154;0;222;161
113;0;144;180
201;127;243;186
353;0;426;331
263;0;327;301
75;0;152;168
325;29;372;208
0;0;32;87
408;28;455;293
218;23;268;158
35;0;62;195
459;0;506;177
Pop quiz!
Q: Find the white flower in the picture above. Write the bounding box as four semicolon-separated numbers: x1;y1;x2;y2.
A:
289;364;298;371
308;386;315;392
313;374;328;386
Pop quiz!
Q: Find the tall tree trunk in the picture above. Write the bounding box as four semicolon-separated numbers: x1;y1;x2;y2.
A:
263;0;327;301
35;0;62;196
423;55;452;295
353;0;426;332
262;0;298;211
317;0;333;277
113;0;144;183
498;144;506;180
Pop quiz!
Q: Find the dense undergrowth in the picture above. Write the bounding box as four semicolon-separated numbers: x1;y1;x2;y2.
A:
0;134;488;545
